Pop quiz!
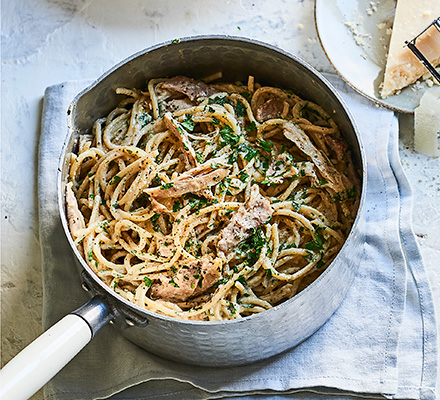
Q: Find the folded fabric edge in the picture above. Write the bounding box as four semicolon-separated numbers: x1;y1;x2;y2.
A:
38;81;93;327
387;116;439;399
105;379;388;400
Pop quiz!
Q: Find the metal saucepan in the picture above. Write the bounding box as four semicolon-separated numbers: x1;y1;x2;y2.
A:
0;36;367;399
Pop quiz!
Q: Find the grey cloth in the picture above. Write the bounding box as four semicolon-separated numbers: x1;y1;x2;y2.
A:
38;75;438;400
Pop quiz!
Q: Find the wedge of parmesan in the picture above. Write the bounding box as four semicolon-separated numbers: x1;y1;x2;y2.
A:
381;0;440;98
414;87;440;157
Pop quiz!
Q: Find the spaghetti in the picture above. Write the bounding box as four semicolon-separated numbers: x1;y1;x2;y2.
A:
66;75;360;321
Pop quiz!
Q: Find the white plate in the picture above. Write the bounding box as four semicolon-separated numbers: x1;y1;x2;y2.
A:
315;0;434;113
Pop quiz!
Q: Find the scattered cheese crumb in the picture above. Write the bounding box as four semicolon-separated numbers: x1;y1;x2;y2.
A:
345;21;358;35
344;18;372;49
411;81;424;92
298;23;304;30
366;2;378;15
377;22;386;29
422;68;440;85
386;28;393;35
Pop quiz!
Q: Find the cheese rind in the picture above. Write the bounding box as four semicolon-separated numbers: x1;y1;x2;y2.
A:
381;0;440;98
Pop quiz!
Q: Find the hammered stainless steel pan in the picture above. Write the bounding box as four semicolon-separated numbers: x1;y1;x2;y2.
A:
0;36;366;399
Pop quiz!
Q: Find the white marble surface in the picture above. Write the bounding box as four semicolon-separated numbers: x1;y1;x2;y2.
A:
1;0;438;398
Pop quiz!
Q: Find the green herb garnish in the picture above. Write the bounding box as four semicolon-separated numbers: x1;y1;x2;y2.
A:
173;200;181;212
305;231;324;251
144;277;152;287
151;213;161;222
181;114;195;132
245;121;257;132
235;101;246;117
110;175;121;185
220;129;240;148
258;139;274;152
160;182;174;190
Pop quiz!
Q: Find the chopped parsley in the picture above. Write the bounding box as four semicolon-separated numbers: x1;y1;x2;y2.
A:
185;238;194;251
236;275;247;286
151;213;161;222
316;251;326;269
173;200;181;212
195;151;203;163
215;277;230;287
209;96;229;105
109;175;121;185
184;193;209;211
305;231;324;251
227;302;237;315
235;101;246;117
219;124;234;135
144;277;152;287
160;182;174;190
220;129;240;148
237;143;258;161
238;227;268;265
245;121;257;132
238;171;249;183
258;139;274;152
181;114;195;132
169;278;179;288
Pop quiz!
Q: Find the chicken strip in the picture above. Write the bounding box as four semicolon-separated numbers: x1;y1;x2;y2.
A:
217;184;272;257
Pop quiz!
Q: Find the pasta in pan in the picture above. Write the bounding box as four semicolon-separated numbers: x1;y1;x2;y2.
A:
66;74;360;321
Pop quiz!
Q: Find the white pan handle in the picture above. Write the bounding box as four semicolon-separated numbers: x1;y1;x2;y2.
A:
0;297;110;400
0;315;91;399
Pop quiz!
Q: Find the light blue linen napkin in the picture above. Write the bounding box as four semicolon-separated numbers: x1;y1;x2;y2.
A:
38;74;438;400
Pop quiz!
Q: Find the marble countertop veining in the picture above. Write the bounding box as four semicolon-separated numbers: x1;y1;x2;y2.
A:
1;0;439;399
